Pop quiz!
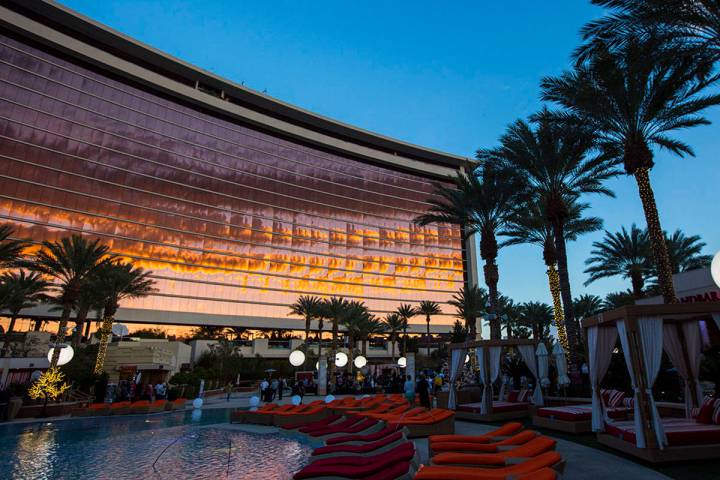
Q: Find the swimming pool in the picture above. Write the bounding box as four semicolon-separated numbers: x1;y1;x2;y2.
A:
0;409;314;479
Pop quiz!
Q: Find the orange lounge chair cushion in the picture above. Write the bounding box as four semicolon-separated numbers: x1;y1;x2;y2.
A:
414;451;562;479
430;422;523;444
432;437;556;465
431;431;538;454
110;402;131;408
390;409;453;425
88;403;109;410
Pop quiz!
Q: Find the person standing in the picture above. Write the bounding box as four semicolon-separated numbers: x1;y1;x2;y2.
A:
259;378;269;402
270;378;279;401
224;382;232;402
277;377;284;400
417;374;431;408
403;375;414;405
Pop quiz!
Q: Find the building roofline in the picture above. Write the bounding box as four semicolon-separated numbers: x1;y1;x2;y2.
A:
2;0;468;174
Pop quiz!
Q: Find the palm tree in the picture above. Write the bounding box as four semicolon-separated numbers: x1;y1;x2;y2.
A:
93;261;156;374
340;300;369;370
496;294;520;338
381;313;404;363
584;224;653;299
577;0;720;68
0;271;48;357
71;281;105;346
20;235;114;367
357;315;385;357
396;303;417;355
518;302;554;341
573;294;604;321
604;290;636;310
542;36;720;304
448;285;487;339
190;325;226;339
501;199;601;349
417;300;441;357
288;295;323;364
0;225;27;267
415;164;522;339
322;296;349;379
663;230;712;274
480;110;619;355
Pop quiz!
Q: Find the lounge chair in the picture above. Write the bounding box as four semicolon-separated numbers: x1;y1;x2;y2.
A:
274;403;329;427
370;406;426;421
388;408;455;438
230;402;279;424
300;415;362;435
293;442;418;480
283;414;342;432
307;418;383;441
430;422;524;444
324;424;406;446
109;401;132;415
310;430;407;460
413;451;563;479
430;430;538;457
431;436;556;466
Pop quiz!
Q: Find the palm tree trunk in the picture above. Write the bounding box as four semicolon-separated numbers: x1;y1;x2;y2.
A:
304;315;311;367
484;260;500;339
634;168;677;304
329;319;338;382
33;319;42;331
426;315;431;357
551;222;578;365
390;333;396;363
1;313;17;357
506;322;513;339
546;264;568;352
84;319;92;339
93;314;114;375
630;271;645;299
317;322;323;359
72;304;91;347
50;303;72;368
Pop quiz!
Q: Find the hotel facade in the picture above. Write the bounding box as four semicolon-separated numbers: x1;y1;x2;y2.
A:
0;1;475;334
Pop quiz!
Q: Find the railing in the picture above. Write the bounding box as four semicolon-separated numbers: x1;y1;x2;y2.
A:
267;340;291;349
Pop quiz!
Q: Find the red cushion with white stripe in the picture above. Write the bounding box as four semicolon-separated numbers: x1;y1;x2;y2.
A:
712;403;720;426
607;390;625;408
697;396;719;425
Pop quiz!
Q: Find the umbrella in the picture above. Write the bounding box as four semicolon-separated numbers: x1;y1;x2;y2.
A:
536;342;550;388
553;342;571;387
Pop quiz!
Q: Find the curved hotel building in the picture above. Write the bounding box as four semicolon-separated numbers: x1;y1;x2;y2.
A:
0;1;472;335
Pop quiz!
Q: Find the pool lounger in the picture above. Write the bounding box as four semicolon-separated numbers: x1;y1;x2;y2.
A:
430;436;556;467
309;430;407;460
429;430;538;457
414;451;564;480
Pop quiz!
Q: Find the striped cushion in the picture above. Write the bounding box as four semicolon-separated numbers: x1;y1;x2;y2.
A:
713;404;720;425
600;389;611;406
517;389;531;403
623;397;634;409
697;396;719;424
607;390;625;408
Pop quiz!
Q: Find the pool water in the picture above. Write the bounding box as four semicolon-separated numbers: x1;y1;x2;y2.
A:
0;409;314;479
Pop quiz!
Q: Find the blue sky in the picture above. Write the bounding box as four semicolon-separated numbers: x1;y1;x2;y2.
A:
62;0;720;306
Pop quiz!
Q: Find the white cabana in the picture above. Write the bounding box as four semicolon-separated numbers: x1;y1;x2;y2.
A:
518;344;543;406
587;324;618;432
476;345;502;415
447;347;467;410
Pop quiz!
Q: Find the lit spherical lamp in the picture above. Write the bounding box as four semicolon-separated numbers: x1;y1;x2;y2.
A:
47;344;74;366
712;251;720;288
354;355;367;368
289;350;305;367
335;352;348;367
397;356;407;368
464;354;470;364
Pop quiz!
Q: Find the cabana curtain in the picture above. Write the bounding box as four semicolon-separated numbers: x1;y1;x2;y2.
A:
518;344;543;406
663;321;703;417
448;347;467;409
638;317;668;448
476;346;502;415
587;325;617;432
536;343;550;388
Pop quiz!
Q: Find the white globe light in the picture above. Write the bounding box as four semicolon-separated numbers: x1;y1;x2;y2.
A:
335;352;348;367
191;409;202;422
315;361;319;370
289;350;306;367
354;355;367;368
464;354;470;364
324;394;335;403
712;251;720;288
192;397;203;409
398;356;407;368
291;395;302;406
249;396;260;407
47;344;74;366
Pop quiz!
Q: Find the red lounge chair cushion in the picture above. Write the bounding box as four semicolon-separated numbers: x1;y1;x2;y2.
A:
414;451;562;479
507;391;519;403
432;436;556;466
312;431;403;456
431;431;538;454
606;418;720;446
390;409;453;425
301;416;358;434
325;425;399;445
88;403;108;410
430;422;523;444
111;402;131;408
284;414;341;431
293;443;414;479
697;396;719;424
307;418;375;437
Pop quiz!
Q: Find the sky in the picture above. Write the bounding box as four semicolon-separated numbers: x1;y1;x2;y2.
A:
60;0;720;307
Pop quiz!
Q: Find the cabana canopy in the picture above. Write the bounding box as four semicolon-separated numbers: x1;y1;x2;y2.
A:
582;302;720;462
448;338;541;414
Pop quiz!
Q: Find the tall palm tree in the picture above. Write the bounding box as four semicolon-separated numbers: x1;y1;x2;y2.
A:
415;164;521;339
93;261;156;374
322;296;349;379
288;295;323;364
542;36;720;304
584;224;653;299
340;300;369;370
573;294;604;321
71;281;105;346
395;303;417;355
604;290;636;310
417;300;441;357
357;315;385;357
480;110;619;355
448;285;487;339
381;313;404;363
518;302;554;341
20;235;114;367
501;199;601;350
0;271;48;356
663;230;713;274
577;0;720;68
496;294;520;338
0;225;27;267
